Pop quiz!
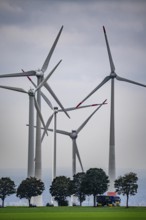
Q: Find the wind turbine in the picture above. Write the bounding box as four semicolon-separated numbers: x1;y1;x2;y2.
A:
48;99;107;178
25;75;72;180
76;26;146;191
0;63;60;178
40;102;106;182
0;27;70;204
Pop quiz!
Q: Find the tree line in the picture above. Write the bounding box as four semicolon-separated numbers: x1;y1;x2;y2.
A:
0;168;138;208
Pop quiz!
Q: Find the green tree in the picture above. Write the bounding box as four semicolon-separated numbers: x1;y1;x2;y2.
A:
114;172;138;208
70;172;86;206
17;177;45;207
0;177;16;207
50;176;71;206
82;168;109;206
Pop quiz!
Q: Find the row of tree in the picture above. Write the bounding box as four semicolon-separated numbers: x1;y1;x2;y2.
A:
0;176;44;207
0;168;138;208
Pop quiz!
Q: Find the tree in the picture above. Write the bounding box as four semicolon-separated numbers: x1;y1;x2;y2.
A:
17;177;45;206
82;168;109;206
70;172;86;206
50;176;71;206
114;172;138;208
0;177;16;207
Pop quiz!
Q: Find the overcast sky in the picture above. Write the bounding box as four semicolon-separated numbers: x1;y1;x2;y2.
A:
0;0;146;179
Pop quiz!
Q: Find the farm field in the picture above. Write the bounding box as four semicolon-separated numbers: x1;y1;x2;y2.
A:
0;207;146;220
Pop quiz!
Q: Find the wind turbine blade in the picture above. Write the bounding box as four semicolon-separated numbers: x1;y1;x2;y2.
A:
34;125;71;137
58;103;107;112
27;75;37;88
41;26;63;73
34;96;48;136
40;91;54;109
47;128;70;136
32;125;70;136
0;85;28;94
36;60;62;92
76;76;110;107
26;75;53;109
116;75;146;88
77;99;107;134
103;26;115;72
0;71;36;78
74;140;84;172
41;114;54;142
44;83;70;118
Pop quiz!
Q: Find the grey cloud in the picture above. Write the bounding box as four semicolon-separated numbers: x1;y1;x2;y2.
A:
0;0;146;174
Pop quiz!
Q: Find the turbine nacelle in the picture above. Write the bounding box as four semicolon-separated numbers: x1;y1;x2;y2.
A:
54;107;59;113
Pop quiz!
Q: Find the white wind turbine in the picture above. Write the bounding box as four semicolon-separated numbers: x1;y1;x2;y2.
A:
0;63;60;177
76;26;146;191
0;26;70;202
26;75;73;180
48;99;107;178
40;102;106;182
46;100;107;206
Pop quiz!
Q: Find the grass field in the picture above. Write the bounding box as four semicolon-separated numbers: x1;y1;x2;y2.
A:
0;207;146;220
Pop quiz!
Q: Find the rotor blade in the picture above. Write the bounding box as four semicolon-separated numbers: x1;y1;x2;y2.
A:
44;83;70;118
77;99;107;134
26;75;53;109
34;96;48;136
74;140;84;172
41;114;54;142
103;26;115;73
26;75;37;88
76;76;110;107
36;60;62;92
40;91;54;109
116;75;146;88
47;128;70;136
41;26;63;73
0;85;28;94
32;125;71;136
58;103;104;112
0;71;36;78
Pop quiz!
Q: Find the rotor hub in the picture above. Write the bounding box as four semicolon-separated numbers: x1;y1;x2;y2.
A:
28;88;35;96
110;71;117;78
71;130;78;139
36;69;44;77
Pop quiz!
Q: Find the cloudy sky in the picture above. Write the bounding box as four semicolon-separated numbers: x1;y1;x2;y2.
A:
0;0;146;179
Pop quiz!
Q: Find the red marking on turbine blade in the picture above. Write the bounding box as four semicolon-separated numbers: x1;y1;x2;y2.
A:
103;99;108;104
27;76;32;81
21;69;32;81
22;69;31;80
103;26;106;33
91;104;99;106
76;102;82;108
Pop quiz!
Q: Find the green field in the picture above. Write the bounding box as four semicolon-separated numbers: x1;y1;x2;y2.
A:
0;207;146;220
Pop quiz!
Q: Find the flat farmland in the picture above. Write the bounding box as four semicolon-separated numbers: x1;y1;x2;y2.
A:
0;207;146;220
